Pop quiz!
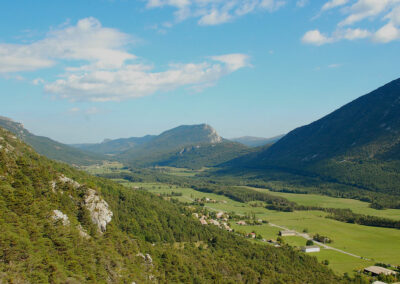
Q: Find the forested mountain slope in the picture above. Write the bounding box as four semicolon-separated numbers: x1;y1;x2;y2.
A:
0;116;106;166
0;126;341;283
114;124;253;168
72;135;156;155
224;78;400;200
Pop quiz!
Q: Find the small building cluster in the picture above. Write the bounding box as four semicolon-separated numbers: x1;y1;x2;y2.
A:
301;246;320;253
279;230;296;237
194;197;227;204
364;266;398;276
194;212;232;232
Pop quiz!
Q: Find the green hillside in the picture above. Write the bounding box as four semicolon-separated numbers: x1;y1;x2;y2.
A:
113;124;253;169
224;78;400;206
152;141;253;169
72;135;156;155
0;116;106;166
0;126;342;283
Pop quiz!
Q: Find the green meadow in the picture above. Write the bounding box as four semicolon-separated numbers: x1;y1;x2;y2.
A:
118;180;400;275
245;186;400;220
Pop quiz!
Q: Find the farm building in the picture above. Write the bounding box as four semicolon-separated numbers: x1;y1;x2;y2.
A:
364;266;397;276
216;212;224;219
209;219;220;226
301;246;320;253
246;233;256;239
279;230;296;236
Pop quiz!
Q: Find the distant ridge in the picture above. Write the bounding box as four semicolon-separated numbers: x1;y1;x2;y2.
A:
230;135;284;147
225;78;400;199
0;116;107;165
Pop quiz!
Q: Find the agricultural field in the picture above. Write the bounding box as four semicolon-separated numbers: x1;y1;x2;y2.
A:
154;166;208;177
118;180;400;275
81;161;129;175
245;186;400;220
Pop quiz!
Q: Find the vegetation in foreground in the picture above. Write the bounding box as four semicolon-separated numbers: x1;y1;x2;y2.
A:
0;127;344;283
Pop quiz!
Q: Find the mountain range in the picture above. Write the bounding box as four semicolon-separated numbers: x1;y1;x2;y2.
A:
230;135;284;147
225;78;400;199
0;116;106;166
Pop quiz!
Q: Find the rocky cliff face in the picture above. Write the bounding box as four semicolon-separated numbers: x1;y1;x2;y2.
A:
58;174;113;233
84;188;113;233
204;124;223;144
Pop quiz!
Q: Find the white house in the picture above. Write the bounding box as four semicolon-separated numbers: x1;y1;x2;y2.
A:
301;246;320;253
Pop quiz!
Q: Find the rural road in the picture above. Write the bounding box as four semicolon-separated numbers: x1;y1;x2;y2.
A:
269;223;369;260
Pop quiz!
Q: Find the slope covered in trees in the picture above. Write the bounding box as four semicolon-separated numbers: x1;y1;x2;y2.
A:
0;126;342;283
0;116;106;166
224;78;400;203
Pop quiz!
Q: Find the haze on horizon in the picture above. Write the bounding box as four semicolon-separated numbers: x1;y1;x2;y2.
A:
1;0;400;143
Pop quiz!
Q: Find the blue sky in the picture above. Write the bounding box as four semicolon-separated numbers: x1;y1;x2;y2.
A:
1;0;400;143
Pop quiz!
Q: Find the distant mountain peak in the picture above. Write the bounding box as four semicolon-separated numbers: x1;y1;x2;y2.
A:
0;115;13;122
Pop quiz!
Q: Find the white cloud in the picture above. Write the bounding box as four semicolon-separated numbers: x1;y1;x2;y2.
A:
44;54;249;102
336;28;371;40
338;0;397;27
321;0;349;12
32;78;45;85
296;0;309;8
0;17;134;73
328;63;342;68
1;18;249;101
373;23;400;42
307;0;400;44
144;0;286;26
302;27;371;45
210;54;250;71
198;8;232;25
302;30;334;45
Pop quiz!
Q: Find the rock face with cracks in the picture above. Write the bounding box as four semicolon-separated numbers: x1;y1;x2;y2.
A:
84;188;113;233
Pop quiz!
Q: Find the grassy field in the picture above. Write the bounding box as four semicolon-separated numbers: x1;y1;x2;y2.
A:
154;166;209;177
117;180;400;275
82;162;130;175
245;186;400;220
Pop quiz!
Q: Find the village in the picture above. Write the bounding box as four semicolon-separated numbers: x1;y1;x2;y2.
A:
190;203;400;283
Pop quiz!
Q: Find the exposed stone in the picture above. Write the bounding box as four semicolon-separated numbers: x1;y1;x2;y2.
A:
52;210;70;226
77;224;90;239
50;181;56;193
145;254;153;264
59;175;80;188
84;189;113;233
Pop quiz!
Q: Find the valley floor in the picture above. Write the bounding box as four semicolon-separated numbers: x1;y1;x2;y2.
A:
82;163;400;277
119;180;400;275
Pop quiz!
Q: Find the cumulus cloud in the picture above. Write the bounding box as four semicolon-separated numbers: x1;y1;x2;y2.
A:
302;28;371;45
1;18;249;101
321;0;349;12
302;30;334;45
144;0;286;26
304;0;400;45
44;55;250;102
0;17;134;73
373;23;400;42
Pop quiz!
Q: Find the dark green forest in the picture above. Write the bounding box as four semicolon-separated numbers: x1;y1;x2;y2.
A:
0;127;345;283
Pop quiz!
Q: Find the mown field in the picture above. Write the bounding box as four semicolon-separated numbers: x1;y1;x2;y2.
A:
245;186;400;220
116;180;400;275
